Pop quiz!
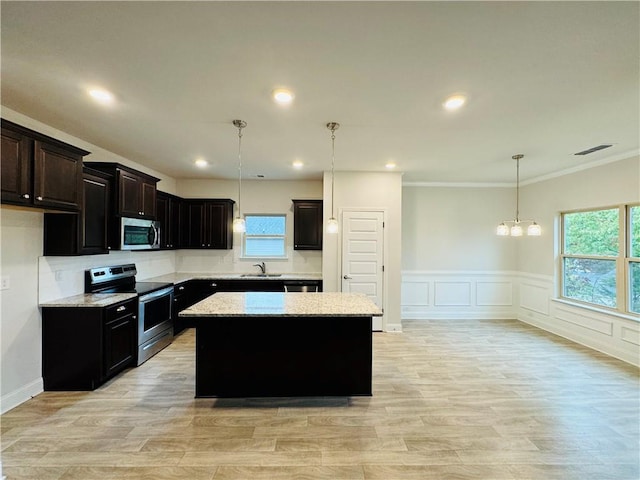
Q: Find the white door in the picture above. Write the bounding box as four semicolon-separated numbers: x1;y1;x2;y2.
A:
341;210;384;331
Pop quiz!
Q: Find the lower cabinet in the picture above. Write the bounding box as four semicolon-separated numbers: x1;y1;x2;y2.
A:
42;298;137;390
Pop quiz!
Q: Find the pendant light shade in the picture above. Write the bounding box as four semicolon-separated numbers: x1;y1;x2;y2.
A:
326;122;340;234
232;119;247;233
496;154;541;237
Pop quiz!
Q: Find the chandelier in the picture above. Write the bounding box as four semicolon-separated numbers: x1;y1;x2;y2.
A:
496;154;541;237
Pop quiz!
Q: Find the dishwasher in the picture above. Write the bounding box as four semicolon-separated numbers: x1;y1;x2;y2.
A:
283;280;321;292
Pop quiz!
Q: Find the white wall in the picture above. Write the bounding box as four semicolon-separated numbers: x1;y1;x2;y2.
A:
516;155;640;365
401;155;640;366
0;109;178;413
0;207;44;412
175;178;323;275
401;185;520;320
322;171;403;332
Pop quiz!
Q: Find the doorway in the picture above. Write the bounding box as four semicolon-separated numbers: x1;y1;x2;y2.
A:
341;210;384;331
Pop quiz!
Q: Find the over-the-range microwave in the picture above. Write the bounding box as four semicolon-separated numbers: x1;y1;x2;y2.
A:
120;217;160;250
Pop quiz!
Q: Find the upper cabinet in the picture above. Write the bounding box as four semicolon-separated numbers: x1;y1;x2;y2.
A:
156;191;184;249
1;119;89;211
44;167;112;256
184;199;234;249
292;200;323;250
88;163;159;219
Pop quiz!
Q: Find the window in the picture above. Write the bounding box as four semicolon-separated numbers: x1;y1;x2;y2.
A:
629;205;640;314
560;204;639;316
243;215;286;258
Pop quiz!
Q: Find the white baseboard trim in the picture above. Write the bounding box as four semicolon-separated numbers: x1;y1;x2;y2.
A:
1;377;43;414
384;322;403;332
402;311;517;320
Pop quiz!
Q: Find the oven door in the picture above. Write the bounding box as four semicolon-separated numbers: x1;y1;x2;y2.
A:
121;218;160;250
138;286;173;346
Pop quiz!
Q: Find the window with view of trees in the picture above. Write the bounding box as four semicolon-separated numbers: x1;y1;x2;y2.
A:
560;204;640;316
243;215;286;257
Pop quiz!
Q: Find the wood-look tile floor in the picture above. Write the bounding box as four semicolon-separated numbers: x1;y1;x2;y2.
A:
2;319;639;480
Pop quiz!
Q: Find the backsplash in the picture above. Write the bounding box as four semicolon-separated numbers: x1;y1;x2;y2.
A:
38;247;321;303
38;250;177;303
176;247;322;275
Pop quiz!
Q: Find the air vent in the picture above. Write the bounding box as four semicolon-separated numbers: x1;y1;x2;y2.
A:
574;144;613;155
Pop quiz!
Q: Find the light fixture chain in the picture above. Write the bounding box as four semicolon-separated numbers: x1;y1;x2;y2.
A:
331;128;336;218
515;154;520;222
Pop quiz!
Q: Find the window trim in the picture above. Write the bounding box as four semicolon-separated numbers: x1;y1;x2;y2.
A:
241;213;287;259
559;203;639;317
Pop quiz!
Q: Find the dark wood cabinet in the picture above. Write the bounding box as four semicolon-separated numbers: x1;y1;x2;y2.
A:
185;199;234;249
1;119;89;211
42;298;137;390
293;199;323;250
172;283;190;335
44;167;111;256
87;162;159;219
156;191;183;249
104;300;138;378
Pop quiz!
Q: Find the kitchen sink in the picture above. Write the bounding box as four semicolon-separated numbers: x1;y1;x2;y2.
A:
240;274;282;277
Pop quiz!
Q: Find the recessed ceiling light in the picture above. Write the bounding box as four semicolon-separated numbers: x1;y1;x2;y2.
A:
194;159;208;168
385;162;396;170
273;88;295;105
443;94;466;111
292;159;304;169
88;88;115;105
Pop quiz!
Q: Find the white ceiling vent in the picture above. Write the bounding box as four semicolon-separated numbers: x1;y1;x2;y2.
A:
574;144;613;155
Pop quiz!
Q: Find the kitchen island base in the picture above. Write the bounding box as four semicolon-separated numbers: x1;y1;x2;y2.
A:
195;315;372;397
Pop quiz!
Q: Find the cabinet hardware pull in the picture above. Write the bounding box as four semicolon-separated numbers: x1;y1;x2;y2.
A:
178;286;185;291
36;196;43;201
22;193;30;199
116;305;126;312
211;283;217;287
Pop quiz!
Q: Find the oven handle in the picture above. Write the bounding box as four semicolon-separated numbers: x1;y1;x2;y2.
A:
139;286;173;303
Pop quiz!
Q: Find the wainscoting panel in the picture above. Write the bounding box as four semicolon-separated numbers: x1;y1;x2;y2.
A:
401;271;517;320
520;281;550;316
477;281;513;306
434;281;471;306
621;324;640;346
555;306;614;336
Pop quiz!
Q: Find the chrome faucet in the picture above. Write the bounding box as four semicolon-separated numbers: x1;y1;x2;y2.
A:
253;262;266;274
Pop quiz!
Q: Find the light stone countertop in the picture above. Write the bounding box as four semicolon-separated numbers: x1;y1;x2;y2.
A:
145;272;322;285
40;293;138;308
180;292;383;318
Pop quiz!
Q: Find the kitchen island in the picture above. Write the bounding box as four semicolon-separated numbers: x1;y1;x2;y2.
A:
180;292;383;397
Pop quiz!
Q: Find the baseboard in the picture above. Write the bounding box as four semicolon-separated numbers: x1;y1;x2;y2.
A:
385;322;403;332
1;377;43;414
402;311;517;320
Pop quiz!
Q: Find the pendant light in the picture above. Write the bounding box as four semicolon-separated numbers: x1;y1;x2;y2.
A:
496;154;541;237
326;122;340;234
232;119;247;233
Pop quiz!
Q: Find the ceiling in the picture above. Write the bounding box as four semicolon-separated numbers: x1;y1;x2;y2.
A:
1;1;638;184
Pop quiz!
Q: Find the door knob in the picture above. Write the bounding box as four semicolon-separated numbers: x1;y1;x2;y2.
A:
343;275;352;280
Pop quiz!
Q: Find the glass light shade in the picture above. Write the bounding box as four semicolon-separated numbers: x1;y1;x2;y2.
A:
510;224;523;237
232;217;246;233
527;222;541;236
326;217;339;234
496;223;509;236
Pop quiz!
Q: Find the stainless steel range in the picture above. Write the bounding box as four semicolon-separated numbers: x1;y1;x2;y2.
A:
85;264;174;365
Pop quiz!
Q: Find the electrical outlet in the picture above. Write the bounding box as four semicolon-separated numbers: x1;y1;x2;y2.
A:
1;277;9;290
